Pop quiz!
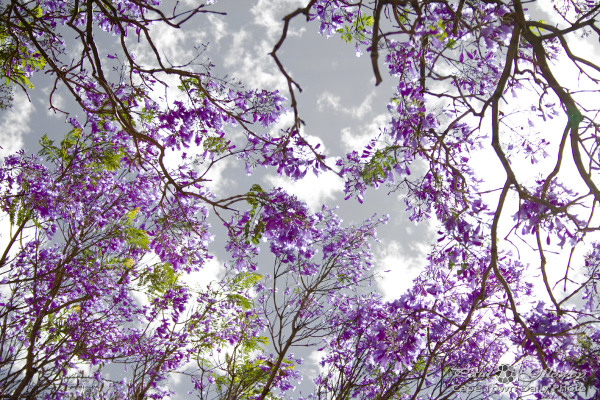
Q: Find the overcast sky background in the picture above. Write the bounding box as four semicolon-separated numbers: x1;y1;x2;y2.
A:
1;0;599;397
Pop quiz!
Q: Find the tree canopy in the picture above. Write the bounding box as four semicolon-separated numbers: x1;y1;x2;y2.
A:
0;0;599;399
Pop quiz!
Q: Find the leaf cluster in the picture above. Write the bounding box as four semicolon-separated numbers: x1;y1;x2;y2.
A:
337;14;374;44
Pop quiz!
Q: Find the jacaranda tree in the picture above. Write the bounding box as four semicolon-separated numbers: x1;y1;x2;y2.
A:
0;0;599;399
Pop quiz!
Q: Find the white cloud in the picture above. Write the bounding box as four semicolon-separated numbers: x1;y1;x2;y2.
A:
45;93;66;118
0;91;33;159
351;91;376;119
202;157;231;197
206;13;229;46
317;90;376;119
316;92;342;112
224;31;286;91
150;21;207;64
340;113;390;152
157;146;233;198
187;254;226;290
267;106;295;132
375;239;428;301
127;21;209;108
303;348;328;389
263;126;344;211
225;0;311;92
265;170;344;211
249;0;306;40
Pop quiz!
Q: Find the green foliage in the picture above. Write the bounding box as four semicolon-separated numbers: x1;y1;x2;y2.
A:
203;136;230;154
92;147;123;172
242;335;269;354
189;272;280;400
225;272;263;310
41;304;82;345
138;262;181;297
0;7;46;92
242;184;267;245
205;334;292;400
226;292;254;310
429;19;456;49
394;8;409;24
246;184;266;207
577;332;593;352
337;14;374;44
39;129;124;172
39;129;82;164
231;271;263;290
117;207;151;251
531;20;547;37
178;77;202;94
124;225;150;249
8;185;30;227
210;357;273;400
13;201;30;226
139;107;156;124
0;81;13;110
189;272;264;353
360;147;397;185
8;177;36;226
138;100;158;124
435;19;449;41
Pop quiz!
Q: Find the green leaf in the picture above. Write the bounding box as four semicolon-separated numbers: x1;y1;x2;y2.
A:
124;226;150;249
226;293;253;310
231;271;262;290
360;147;398;185
203;136;230;154
139;262;181;296
336;14;374;45
362;15;374;27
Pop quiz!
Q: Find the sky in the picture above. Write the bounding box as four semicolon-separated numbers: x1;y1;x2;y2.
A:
1;0;599;398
